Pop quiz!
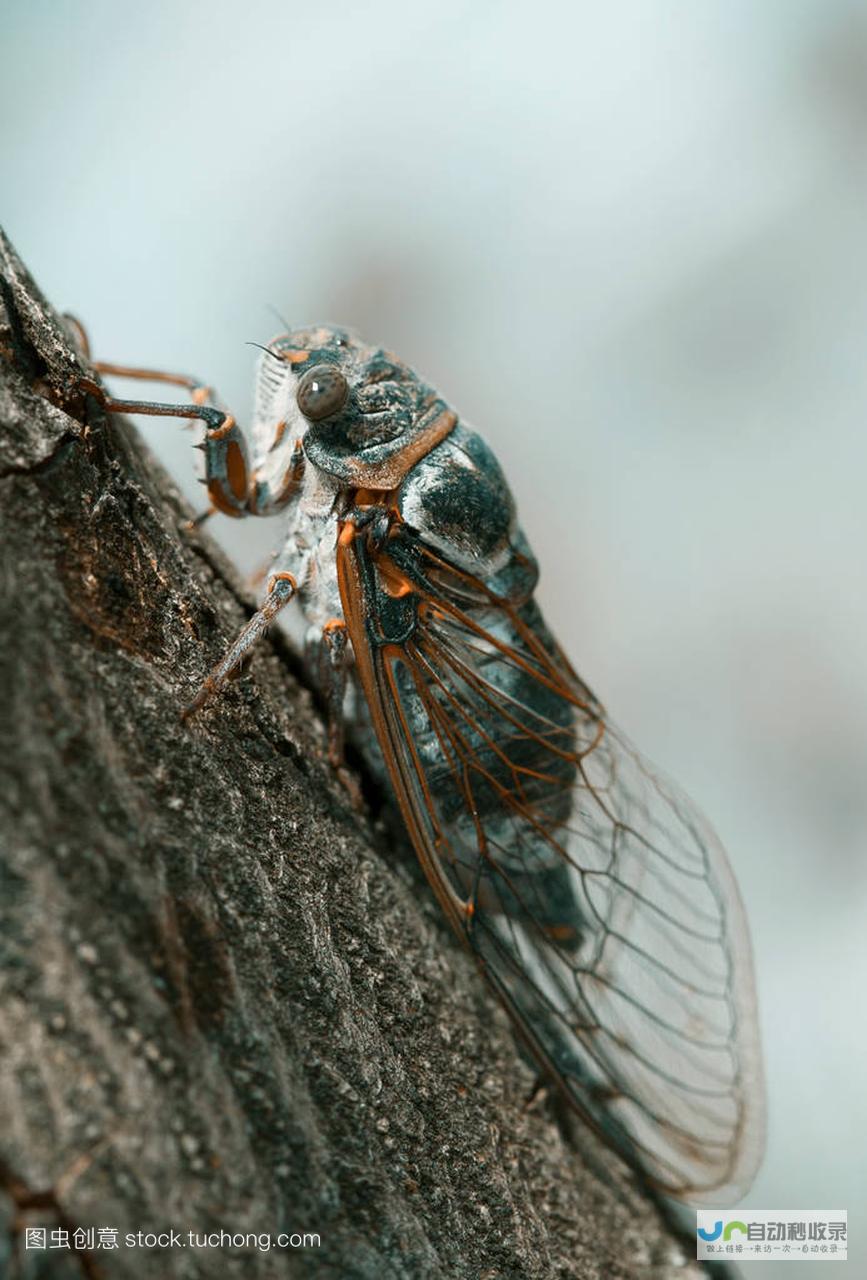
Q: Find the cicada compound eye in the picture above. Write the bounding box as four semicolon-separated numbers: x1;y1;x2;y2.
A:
296;363;349;421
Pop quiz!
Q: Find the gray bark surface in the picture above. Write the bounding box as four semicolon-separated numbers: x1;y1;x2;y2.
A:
0;231;699;1280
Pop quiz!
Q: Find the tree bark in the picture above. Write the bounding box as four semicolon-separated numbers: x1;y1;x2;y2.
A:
0;230;700;1280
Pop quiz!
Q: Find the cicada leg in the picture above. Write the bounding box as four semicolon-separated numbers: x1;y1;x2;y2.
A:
80;372;252;519
182;571;298;720
91;359;217;406
91;360;224;527
319;619;349;770
319;619;363;809
80;362;305;521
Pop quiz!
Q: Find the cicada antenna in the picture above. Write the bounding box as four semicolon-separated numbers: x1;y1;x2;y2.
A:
245;341;285;366
266;304;293;333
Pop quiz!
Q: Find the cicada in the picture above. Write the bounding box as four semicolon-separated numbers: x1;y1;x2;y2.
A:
81;325;765;1204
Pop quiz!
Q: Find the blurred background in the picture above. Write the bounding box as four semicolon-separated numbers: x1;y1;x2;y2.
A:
3;1;865;1272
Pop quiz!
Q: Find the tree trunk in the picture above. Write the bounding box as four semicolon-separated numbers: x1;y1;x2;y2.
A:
0;230;699;1280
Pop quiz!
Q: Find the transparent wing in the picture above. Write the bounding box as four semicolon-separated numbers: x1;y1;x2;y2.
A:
337;527;765;1203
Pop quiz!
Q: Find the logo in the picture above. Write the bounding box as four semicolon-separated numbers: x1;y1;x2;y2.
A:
696;1210;847;1261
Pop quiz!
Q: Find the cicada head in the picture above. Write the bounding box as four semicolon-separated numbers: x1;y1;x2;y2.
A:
261;325;455;489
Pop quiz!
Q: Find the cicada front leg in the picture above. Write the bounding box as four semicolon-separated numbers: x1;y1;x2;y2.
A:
79;360;305;521
79;368;253;521
92;362;226;526
79;356;311;721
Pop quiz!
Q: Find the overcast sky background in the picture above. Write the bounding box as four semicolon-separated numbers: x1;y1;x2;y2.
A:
3;3;866;1271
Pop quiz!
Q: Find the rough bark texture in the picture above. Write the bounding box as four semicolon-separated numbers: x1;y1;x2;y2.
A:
0;231;700;1280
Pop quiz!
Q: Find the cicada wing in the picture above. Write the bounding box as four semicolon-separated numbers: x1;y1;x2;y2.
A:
337;527;765;1204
